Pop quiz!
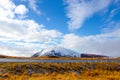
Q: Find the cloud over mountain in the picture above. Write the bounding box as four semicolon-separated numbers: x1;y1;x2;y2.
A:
0;0;120;57
0;0;62;56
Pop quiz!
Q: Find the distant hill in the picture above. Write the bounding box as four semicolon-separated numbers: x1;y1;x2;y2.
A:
0;54;21;58
0;54;11;58
81;53;108;58
0;54;28;59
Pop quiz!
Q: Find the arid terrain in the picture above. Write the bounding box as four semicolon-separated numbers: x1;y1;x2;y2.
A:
0;54;120;80
0;62;120;80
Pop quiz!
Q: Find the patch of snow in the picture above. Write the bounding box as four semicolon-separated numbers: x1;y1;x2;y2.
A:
32;46;81;57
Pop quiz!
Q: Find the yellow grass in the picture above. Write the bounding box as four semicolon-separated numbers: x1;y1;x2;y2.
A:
0;62;120;80
30;56;120;60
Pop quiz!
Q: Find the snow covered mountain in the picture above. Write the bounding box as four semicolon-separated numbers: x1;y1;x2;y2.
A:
32;46;81;57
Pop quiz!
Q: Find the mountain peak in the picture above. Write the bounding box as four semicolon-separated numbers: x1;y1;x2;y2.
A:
32;46;81;57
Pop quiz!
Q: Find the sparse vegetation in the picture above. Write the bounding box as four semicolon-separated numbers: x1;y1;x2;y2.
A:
0;62;120;80
0;54;120;60
31;56;120;60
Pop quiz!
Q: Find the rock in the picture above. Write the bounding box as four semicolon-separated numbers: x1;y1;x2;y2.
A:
27;69;34;76
116;66;120;71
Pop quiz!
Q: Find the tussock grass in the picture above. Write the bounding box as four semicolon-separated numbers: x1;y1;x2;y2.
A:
0;62;120;80
31;56;120;60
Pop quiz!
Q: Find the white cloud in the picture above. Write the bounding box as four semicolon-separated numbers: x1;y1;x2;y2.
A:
60;23;120;57
15;4;28;15
102;21;120;33
0;0;16;19
0;19;62;56
0;0;16;10
28;0;41;15
106;1;120;23
64;0;112;30
0;41;55;56
0;0;29;20
0;0;62;57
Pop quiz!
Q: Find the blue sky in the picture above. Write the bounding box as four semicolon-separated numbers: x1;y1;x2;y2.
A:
14;0;120;35
0;0;120;57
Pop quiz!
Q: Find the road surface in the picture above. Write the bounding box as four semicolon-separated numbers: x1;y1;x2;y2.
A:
0;58;119;62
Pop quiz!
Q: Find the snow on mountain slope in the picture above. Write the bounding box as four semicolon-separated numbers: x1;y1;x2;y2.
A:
32;46;81;57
